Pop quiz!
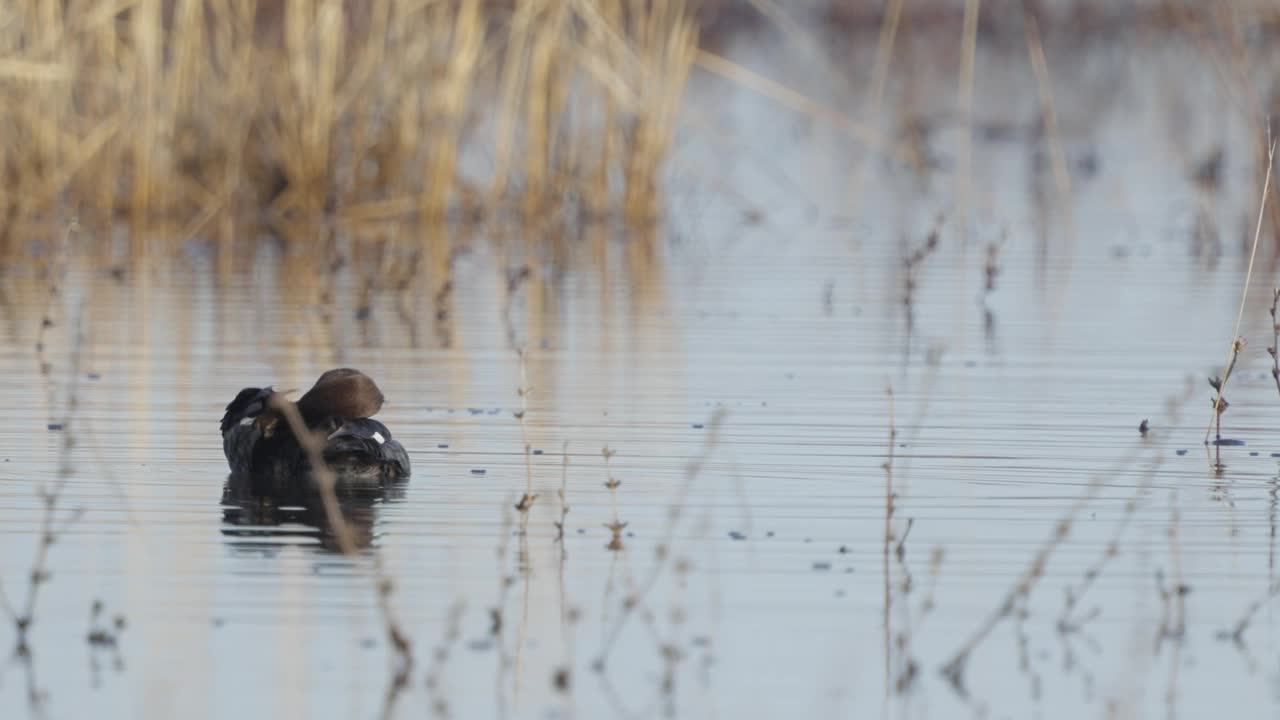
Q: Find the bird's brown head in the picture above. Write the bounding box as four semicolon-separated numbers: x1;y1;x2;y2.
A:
296;368;386;422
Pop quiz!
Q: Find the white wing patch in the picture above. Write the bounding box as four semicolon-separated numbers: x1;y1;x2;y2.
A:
239;417;254;426
372;431;386;444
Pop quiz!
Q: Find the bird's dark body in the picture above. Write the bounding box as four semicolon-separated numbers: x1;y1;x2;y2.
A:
219;370;410;490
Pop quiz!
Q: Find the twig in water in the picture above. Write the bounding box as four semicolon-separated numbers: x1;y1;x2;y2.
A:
940;387;1190;696
424;600;466;719
433;278;455;349
270;398;358;551
596;410;726;667
503;264;532;351
882;384;896;700
268;396;413;682
891;518;921;696
1268;287;1280;398
1157;490;1188;718
491;499;516;720
982;231;1006;339
34;220;76;414
902;222;941;333
1272;475;1279;581
514;348;537;514
7;303;88;660
554;442;577;720
602;447;626;551
1156;568;1187;711
554;442;570;542
1207;345;1243;461
1204;133;1276;451
894;518;914;594
1058;458;1167;643
1217;580;1280;648
955;0;980;248
377;577;414;704
1012;595;1042;702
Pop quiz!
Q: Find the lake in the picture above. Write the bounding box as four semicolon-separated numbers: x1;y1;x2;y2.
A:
2;11;1280;720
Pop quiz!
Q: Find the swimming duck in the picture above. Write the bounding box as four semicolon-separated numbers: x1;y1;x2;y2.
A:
220;368;410;488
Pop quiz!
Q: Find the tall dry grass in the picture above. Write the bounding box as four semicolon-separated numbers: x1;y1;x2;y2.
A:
0;0;698;257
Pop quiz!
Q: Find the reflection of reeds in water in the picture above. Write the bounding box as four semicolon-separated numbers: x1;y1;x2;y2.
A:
2;291;89;714
0;0;698;256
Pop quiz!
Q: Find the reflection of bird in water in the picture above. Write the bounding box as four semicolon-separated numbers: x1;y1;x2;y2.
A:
220;472;408;552
219;368;410;494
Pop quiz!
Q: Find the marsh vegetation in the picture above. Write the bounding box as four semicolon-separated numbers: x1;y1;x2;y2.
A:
5;1;1280;719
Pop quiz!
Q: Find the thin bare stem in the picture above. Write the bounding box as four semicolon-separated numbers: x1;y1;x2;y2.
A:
882;384;896;700
602;447;625;551
596;409;726;665
956;0;981;245
555;441;570;542
270;396;358;553
515;348;536;513
941;387;1189;696
269;395;413;676
1268;288;1280;398
1219;580;1280;646
1023;7;1076;275
14;299;88;655
1205;135;1276;444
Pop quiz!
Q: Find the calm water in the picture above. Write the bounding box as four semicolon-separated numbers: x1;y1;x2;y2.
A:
4;23;1280;720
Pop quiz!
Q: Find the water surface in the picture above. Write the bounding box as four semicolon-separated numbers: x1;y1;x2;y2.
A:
2;23;1280;720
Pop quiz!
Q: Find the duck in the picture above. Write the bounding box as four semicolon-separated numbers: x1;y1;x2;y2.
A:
220;368;410;489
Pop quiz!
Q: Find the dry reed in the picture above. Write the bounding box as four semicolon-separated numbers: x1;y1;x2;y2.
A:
1204;134;1276;453
1022;6;1076;277
954;0;980;246
0;0;700;256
